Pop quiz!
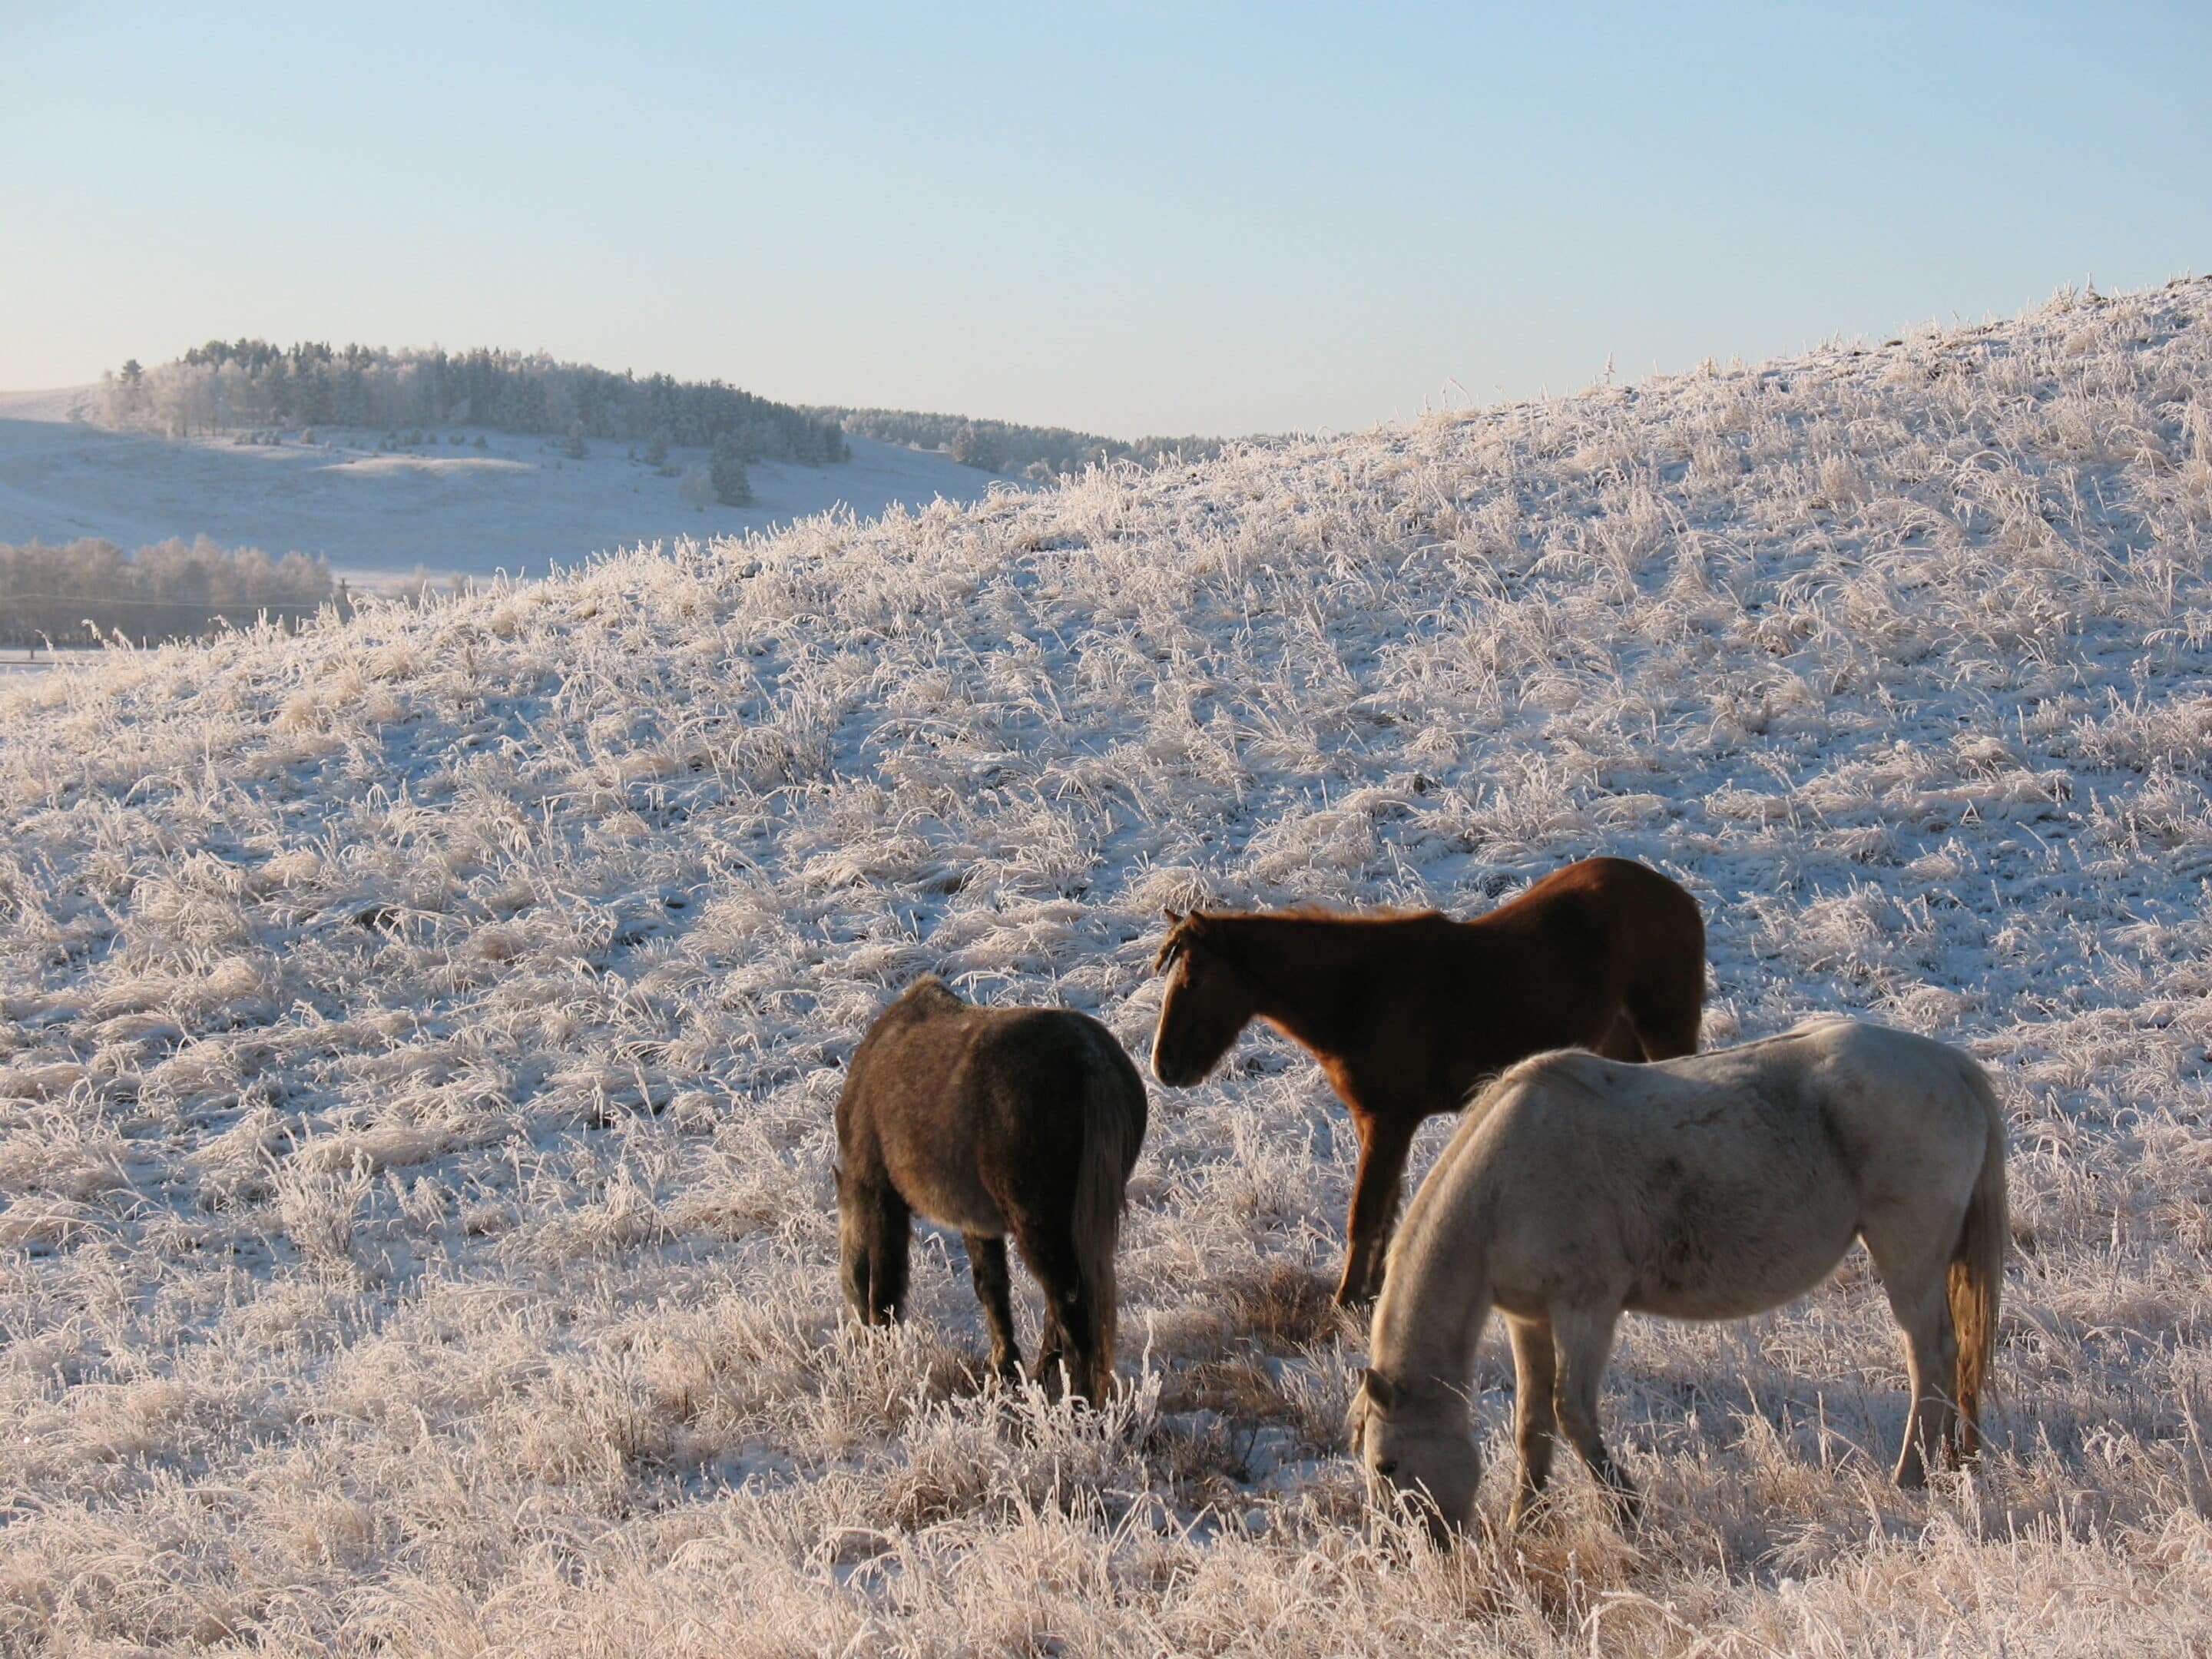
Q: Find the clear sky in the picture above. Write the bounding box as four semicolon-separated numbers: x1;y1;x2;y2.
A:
5;2;2207;438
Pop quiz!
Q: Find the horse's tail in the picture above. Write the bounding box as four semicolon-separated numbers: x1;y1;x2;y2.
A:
1948;1056;2008;1461
1072;1029;1148;1396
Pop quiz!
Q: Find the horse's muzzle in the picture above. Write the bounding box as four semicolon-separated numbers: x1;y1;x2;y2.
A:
1151;1051;1206;1088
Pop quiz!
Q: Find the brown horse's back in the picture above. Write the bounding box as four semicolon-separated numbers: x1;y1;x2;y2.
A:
839;982;1144;1233
1468;856;1705;1063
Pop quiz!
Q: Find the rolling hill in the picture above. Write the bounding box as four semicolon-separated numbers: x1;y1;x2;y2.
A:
0;386;1022;585
3;279;2211;1653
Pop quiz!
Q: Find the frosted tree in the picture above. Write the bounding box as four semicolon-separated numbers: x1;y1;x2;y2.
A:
950;421;1002;471
709;434;753;505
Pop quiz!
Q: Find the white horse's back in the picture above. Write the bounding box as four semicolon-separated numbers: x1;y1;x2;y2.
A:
1419;1019;1992;1320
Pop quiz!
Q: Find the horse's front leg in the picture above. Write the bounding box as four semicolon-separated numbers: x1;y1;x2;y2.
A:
1552;1304;1641;1525
1336;1111;1418;1308
1505;1315;1560;1528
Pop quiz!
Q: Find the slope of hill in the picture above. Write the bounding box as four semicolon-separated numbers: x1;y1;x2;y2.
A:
0;388;1022;584
4;280;2212;1653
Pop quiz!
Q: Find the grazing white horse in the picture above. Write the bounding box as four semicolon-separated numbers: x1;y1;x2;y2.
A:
1349;1018;2006;1535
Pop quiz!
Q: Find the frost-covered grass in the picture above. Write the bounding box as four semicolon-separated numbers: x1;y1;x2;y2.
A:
5;279;2212;1654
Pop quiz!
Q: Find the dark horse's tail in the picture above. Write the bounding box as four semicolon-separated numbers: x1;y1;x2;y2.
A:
1073;1028;1148;1394
1949;1056;2008;1462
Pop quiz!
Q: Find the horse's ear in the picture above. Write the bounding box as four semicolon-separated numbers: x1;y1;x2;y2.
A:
1154;912;1190;973
1363;1366;1396;1410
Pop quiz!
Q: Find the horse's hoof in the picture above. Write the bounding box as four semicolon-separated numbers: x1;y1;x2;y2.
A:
1506;1492;1553;1532
1029;1359;1072;1402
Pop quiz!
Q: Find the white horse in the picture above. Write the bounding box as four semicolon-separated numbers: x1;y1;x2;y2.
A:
1349;1018;2005;1534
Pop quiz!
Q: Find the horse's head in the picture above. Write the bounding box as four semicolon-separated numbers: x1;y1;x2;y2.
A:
1150;909;1259;1086
1348;1366;1480;1543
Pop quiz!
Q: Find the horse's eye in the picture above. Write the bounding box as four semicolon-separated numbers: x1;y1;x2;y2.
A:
1375;1459;1399;1477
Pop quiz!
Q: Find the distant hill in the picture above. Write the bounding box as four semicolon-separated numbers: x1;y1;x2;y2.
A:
11;346;1279;590
0;346;1247;595
107;339;849;465
804;405;1239;480
0;386;1018;585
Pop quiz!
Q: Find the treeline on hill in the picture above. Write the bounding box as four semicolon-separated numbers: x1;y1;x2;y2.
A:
104;341;848;465
806;406;1231;479
0;538;344;647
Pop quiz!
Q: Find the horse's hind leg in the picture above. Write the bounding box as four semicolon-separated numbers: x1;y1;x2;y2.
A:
1551;1304;1641;1524
1505;1315;1560;1528
1624;976;1704;1061
1863;1231;1960;1486
1010;1219;1102;1404
1592;1015;1644;1062
840;1181;912;1325
964;1233;1023;1382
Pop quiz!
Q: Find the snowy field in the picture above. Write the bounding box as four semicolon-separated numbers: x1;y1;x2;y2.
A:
0;649;98;679
0;387;1018;585
4;280;2212;1654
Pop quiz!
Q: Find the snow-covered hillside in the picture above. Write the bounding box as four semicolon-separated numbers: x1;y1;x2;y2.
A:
5;280;2212;1654
0;389;1019;584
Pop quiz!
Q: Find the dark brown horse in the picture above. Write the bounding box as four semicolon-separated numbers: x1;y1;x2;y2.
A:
835;976;1149;1405
1151;857;1705;1306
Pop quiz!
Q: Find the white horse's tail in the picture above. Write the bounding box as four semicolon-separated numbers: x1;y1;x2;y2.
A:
1948;1058;2008;1460
1072;1032;1147;1395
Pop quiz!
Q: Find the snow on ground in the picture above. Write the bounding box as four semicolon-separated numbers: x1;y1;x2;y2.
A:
5;280;2212;1654
0;388;1020;585
0;648;94;678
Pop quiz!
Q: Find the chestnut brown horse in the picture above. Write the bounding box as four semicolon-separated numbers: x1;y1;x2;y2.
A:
836;976;1149;1405
1151;857;1705;1306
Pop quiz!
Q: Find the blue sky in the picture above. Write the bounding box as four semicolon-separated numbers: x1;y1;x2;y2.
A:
5;2;2207;435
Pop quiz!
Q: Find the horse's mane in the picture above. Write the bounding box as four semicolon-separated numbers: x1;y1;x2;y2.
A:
898;974;966;1010
1270;904;1436;923
1154;905;1449;974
